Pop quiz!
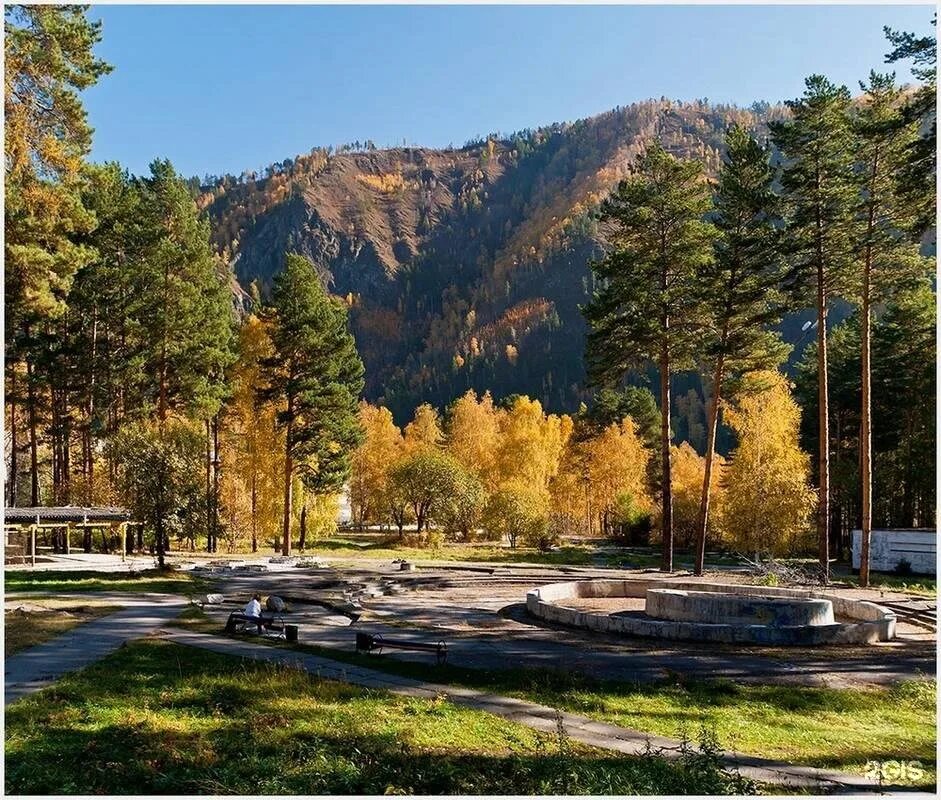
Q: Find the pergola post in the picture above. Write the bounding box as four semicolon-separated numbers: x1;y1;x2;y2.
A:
118;522;127;563
30;521;37;568
65;521;72;555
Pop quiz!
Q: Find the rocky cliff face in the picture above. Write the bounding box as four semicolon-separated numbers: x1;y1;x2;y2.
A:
202;99;783;420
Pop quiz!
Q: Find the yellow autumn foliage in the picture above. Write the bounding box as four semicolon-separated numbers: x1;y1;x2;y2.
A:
495;396;568;491
403;403;444;455
356;171;406;194
719;371;816;558
219;315;284;551
349;401;404;527
446;390;503;489
668;442;725;549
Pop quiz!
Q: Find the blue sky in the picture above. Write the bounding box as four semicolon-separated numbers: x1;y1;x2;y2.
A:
84;3;935;179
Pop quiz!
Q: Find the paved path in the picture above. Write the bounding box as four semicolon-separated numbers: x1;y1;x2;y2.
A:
162;628;887;793
4;593;187;703
209;568;936;689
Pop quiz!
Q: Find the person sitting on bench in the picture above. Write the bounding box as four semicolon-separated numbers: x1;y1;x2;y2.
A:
242;593;265;633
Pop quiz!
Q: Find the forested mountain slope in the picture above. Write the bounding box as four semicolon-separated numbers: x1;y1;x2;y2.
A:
199;99;788;422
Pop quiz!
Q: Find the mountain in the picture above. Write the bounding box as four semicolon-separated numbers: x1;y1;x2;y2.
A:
198;98;789;424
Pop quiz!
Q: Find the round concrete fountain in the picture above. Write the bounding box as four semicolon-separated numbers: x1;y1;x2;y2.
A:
525;579;896;645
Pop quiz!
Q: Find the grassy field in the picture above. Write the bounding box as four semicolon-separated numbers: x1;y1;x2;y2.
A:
173;612;935;787
4;639;756;795
309;538;601;565
5;598;121;654
4;568;211;596
845;573;937;598
298;538;747;570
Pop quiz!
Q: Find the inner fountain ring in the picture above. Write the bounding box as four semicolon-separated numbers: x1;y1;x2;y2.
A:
526;579;896;645
646;587;835;627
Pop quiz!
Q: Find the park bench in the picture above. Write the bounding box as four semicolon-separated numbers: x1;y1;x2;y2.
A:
225;611;297;642
355;632;448;665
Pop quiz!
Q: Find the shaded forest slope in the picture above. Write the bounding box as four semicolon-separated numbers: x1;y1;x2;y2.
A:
200;99;789;422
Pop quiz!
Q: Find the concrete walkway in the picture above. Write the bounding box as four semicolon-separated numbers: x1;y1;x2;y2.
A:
161;628;888;793
4;593;187;703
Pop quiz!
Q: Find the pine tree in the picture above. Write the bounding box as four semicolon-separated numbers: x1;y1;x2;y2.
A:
69;164;145;503
870;288;936;529
884;16;937;236
583;140;715;571
263;253;365;555
850;73;928;586
770;76;856;580
135;159;236;425
4;4;110;506
4;4;111;322
692;124;788;575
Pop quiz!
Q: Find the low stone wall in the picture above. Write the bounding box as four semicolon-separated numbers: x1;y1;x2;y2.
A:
525;579;896;645
851;529;936;575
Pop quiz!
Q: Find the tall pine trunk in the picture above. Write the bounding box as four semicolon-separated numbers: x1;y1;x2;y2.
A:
205;419;213;552
212;414;220;553
816;266;831;581
26;355;39;506
659;342;673;573
282;410;294;556
86;309;98;505
694;351;725;575
8;366;18;506
250;471;258;552
859;193;876;587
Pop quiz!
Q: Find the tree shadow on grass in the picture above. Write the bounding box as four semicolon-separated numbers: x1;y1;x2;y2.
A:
5;715;761;795
4;640;757;796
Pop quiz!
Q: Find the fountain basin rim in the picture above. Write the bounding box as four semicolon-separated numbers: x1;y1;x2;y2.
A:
526;579;895;645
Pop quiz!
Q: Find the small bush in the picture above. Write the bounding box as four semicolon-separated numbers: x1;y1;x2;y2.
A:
482;482;551;548
611;493;653;545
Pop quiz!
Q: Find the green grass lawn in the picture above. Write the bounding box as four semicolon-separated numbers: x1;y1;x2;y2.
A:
5;599;121;654
174;612;935;787
310;539;601;566
845;573;937;598
4;639;756;795
3;568;210;596
307;538;745;569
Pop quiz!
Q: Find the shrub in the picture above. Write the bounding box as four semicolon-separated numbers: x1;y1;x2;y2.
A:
437;468;486;540
388;451;466;536
482;482;551;548
894;558;914;577
611;493;654;545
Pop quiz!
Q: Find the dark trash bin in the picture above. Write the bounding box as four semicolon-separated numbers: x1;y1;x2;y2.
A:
285;624;298;643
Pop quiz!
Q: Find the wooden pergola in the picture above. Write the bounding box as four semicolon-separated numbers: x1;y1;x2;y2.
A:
3;507;143;567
